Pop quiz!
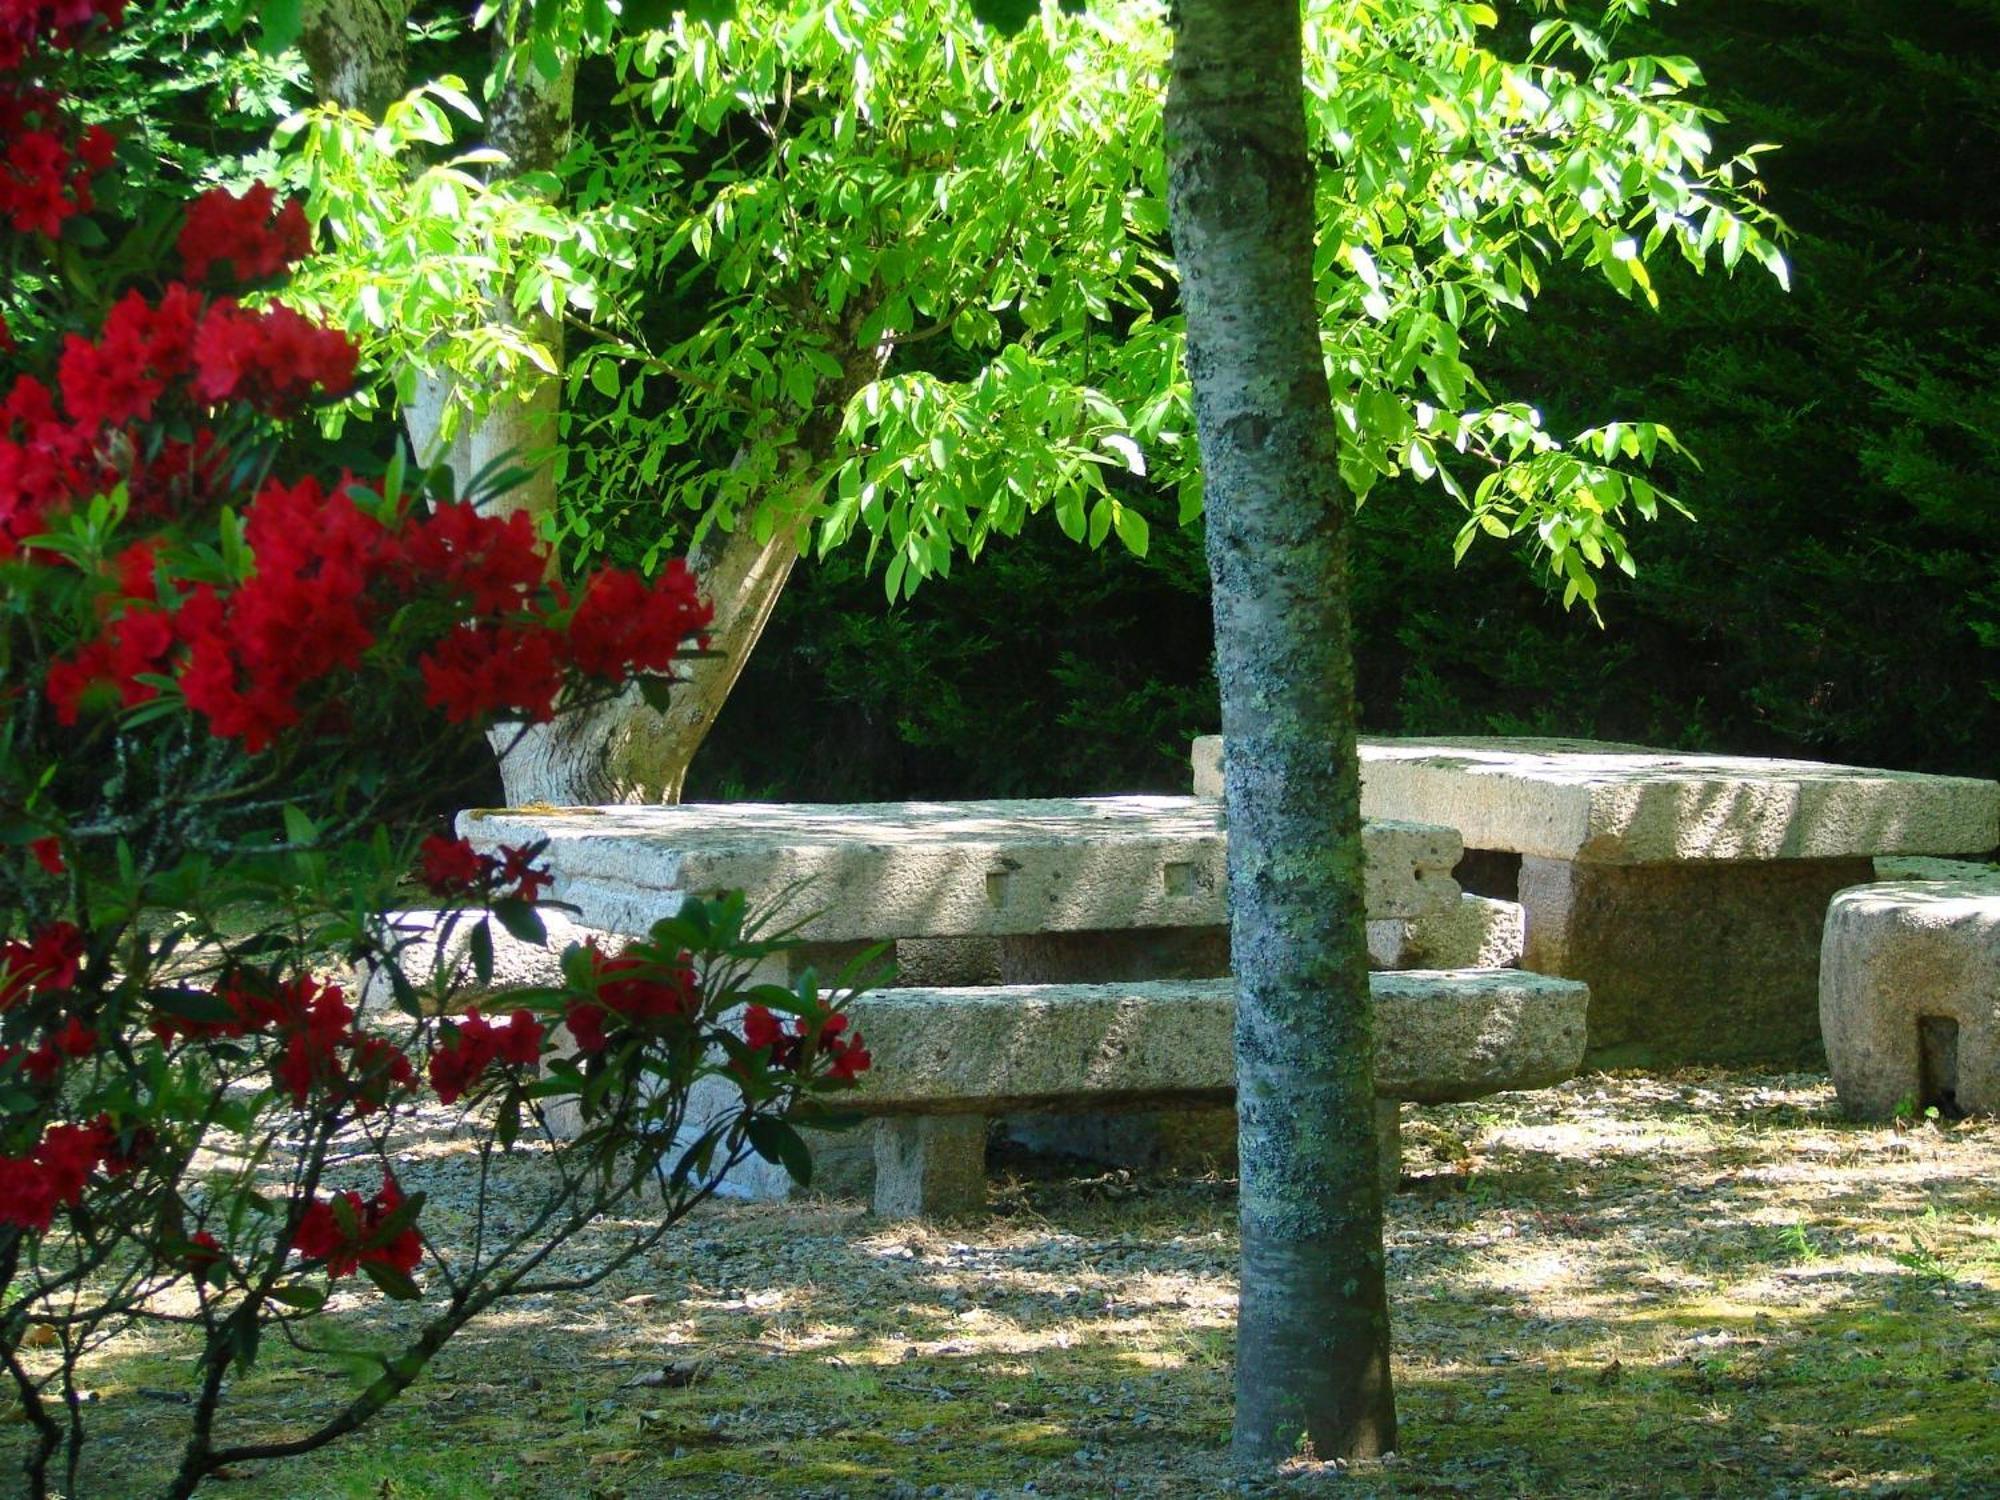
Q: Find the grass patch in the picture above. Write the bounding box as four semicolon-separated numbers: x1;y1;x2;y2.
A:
19;1071;2000;1498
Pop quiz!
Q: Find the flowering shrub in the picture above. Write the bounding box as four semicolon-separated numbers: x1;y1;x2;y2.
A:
0;12;869;1499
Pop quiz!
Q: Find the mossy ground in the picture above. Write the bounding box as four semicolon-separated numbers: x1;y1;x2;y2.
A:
20;1071;2000;1499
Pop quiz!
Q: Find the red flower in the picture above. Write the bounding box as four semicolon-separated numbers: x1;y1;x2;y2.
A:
291;1175;422;1280
28;836;62;874
428;1007;542;1105
418;623;563;725
417;834;486;895
191;299;356;413
178;182;311;285
398;501;547;616
741;1004;869;1083
0;1118;113;1231
0;920;84;1007
564;560;711;679
497;843;551;902
563;1000;608;1054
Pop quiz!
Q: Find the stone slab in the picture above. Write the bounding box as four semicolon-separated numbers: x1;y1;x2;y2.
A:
460;796;1461;939
1193;735;1999;865
843;969;1588;1113
1368;895;1523;971
1821;880;2000;1119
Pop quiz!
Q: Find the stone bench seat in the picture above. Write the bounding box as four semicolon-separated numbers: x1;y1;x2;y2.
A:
840;968;1588;1216
1821;877;2000;1120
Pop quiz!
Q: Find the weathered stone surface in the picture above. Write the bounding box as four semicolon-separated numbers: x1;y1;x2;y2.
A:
1519;854;1871;1067
996;927;1232;984
845;969;1587;1113
353;910;610;1010
1367;895;1523;971
1821;880;2000;1120
1873;856;2000;884
894;936;1002;986
459;797;1461;939
873;1116;988;1217
1194;735;1999;864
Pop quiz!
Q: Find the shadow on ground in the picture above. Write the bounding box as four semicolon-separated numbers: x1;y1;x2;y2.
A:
33;1071;2000;1500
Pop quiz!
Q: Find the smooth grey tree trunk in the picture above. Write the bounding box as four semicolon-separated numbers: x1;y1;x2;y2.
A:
1164;0;1396;1468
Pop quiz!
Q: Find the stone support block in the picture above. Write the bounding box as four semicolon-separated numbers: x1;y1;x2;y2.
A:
872;1115;989;1218
1367;895;1523;971
1518;854;1874;1067
1821;880;2000;1119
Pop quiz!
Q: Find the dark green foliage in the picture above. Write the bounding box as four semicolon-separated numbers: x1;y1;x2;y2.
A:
1359;0;2000;778
692;510;1218;800
692;0;2000;796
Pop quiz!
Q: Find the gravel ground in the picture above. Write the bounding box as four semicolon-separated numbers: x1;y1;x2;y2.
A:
25;1069;2000;1499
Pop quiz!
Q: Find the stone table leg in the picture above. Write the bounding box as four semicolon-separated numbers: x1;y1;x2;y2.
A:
872;1116;990;1218
1518;854;1875;1067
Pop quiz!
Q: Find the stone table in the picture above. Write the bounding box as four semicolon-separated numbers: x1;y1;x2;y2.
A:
459;796;1463;979
459;796;1465;1201
1194;736;2000;1065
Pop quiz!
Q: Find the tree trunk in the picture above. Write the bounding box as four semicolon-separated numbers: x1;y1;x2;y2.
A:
298;0;407;121
1163;0;1396;1469
298;10;844;807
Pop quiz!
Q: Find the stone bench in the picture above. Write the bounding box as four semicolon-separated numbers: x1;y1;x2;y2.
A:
1821;877;2000;1120
841;968;1589;1216
1195;736;2000;1066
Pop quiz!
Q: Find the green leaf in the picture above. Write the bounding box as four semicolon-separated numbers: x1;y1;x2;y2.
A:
360;1259;423;1301
267;1282;329;1312
491;898;548;947
1112;505;1150;557
745;1116;813;1188
257;0;304;56
469;920;495;988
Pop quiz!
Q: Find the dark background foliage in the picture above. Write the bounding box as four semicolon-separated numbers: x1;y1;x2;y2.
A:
691;0;2000;800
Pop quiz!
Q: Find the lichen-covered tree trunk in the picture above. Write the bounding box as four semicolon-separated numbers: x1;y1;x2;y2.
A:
1163;0;1396;1468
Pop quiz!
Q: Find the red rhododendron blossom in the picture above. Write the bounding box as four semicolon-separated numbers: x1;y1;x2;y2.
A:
55;283;200;429
0;1117;115;1232
398;502;548;616
172;478;386;750
0;920;83;1006
29;836;62;874
343;1033;417;1115
497;843;552;902
191;299;356;413
564;944;702;1055
178;182;310;285
291;1175;422;1279
428;1007;542;1105
0;82;115;237
182;1230;225;1278
564;560;712;680
417;834;485;895
741;1004;870;1083
0;0;126;71
418;623;563;725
